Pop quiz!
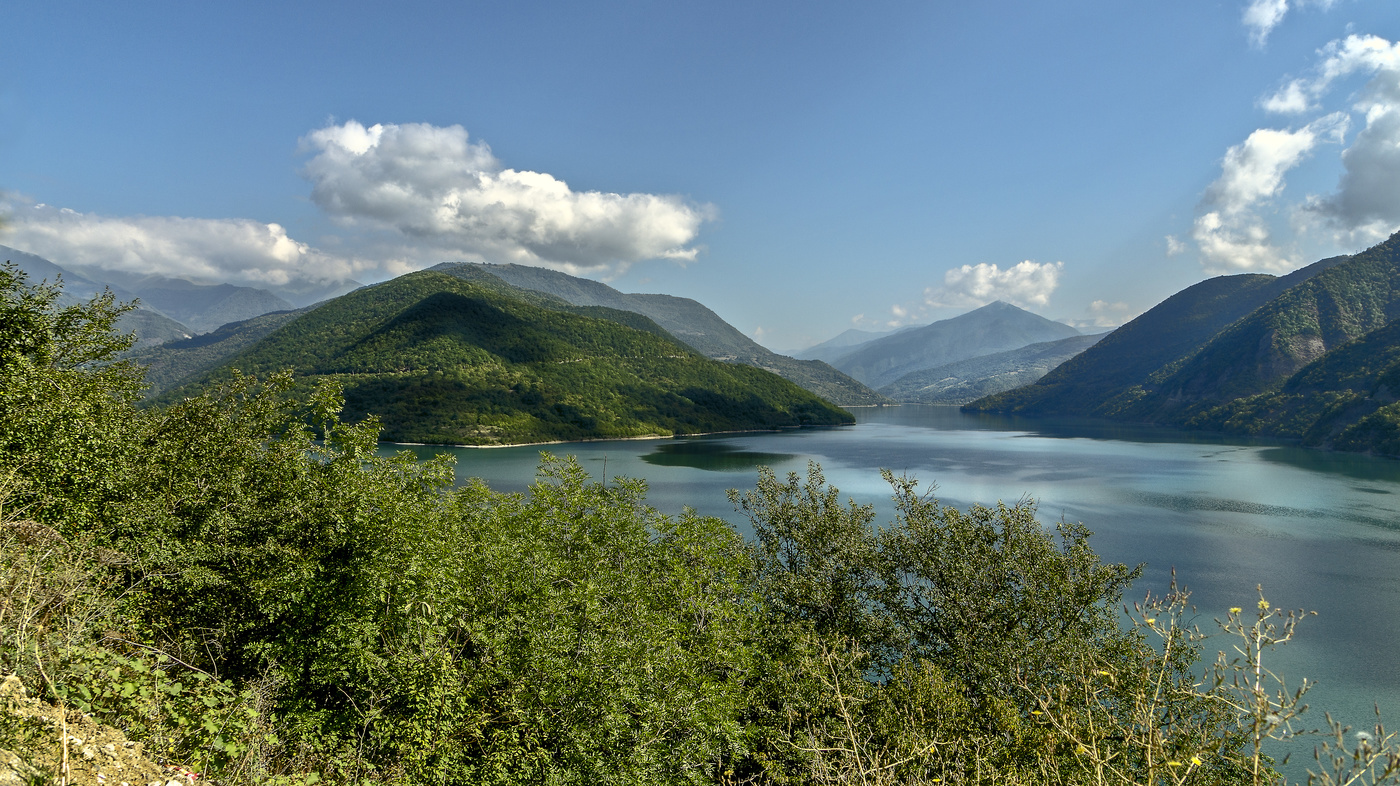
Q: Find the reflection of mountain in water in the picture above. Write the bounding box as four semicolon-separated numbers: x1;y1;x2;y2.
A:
641;440;796;472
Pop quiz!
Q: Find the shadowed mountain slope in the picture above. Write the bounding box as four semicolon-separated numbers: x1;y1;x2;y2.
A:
431;262;889;406
159;271;854;445
965;234;1400;455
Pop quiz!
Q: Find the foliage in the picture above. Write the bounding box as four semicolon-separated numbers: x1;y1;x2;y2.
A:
432;262;891;406
156;271;854;445
969;232;1400;457
5;261;1400;786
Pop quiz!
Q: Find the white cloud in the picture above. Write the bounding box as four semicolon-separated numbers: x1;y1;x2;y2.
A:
1244;0;1289;48
1262;34;1400;114
300;120;714;275
1165;235;1187;256
1243;0;1338;49
923;260;1063;309
1302;51;1400;242
1191;114;1347;273
1;198;366;287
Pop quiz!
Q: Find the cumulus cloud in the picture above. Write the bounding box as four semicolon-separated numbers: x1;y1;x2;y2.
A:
1;198;366;287
1191;114;1347;273
1165;235;1187;256
1262;34;1400;114
923;260;1063;309
300;121;714;275
1243;0;1336;49
1291;40;1400;243
1244;0;1289;48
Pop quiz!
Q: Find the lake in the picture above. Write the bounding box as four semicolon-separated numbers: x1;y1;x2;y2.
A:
381;404;1400;759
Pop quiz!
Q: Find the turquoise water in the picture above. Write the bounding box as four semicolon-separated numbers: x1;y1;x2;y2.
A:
381;405;1400;763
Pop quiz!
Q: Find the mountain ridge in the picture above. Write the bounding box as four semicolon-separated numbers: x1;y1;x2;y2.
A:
159;271;854;445
431;262;890;406
832;301;1081;388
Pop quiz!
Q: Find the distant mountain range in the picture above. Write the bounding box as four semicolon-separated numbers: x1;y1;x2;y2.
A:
0;244;360;337
157;271;853;445
791;326;911;364
821;301;1084;389
878;333;1107;405
969;232;1400;456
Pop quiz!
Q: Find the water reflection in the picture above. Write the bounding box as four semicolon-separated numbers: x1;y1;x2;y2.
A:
640;437;795;472
379;403;1400;761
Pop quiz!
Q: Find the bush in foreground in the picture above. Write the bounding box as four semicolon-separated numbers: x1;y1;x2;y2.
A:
3;264;1399;785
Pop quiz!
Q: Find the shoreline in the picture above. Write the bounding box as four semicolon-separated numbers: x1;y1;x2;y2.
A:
383;423;853;450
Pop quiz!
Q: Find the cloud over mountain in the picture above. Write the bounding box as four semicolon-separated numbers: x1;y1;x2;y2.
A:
1192;114;1347;273
300;121;714;275
1286;37;1400;244
923;260;1063;309
0;121;715;288
0;199;365;287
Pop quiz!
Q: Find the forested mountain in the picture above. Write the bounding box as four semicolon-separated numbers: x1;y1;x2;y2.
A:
127;308;309;394
159;271;853;444
969;233;1400;455
879;333;1107;405
2;244;196;346
831;301;1081;388
432;262;890;405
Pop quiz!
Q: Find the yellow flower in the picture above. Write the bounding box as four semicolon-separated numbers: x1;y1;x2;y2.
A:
1145;617;1156;624
1191;755;1203;766
1168;761;1183;767
1031;710;1043;715
1096;670;1111;676
1258;599;1270;610
1229;607;1242;614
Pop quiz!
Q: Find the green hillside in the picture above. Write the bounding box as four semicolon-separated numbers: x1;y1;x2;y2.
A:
966;233;1400;456
160;271;853;445
1190;318;1400;454
434;262;891;406
128;308;308;394
1120;237;1400;423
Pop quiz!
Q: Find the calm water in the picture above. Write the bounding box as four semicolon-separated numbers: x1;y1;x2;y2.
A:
382;405;1400;756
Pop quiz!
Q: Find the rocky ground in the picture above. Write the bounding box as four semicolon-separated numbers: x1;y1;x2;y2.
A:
1;675;195;786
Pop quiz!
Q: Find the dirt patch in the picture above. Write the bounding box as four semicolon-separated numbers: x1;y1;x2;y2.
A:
2;675;195;786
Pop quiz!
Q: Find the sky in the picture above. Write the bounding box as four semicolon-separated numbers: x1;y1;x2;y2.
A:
4;0;1399;350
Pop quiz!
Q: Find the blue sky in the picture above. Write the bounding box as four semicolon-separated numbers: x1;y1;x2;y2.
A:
4;0;1399;349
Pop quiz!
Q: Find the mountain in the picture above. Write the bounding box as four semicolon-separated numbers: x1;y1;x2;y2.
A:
966;233;1400;455
159;271;854;445
791;326;912;364
878;332;1108;405
429;262;889;406
68;268;296;333
129;308;309;395
964;250;1360;420
116;309;194;349
130;264;692;398
830;301;1082;388
1188;318;1400;454
3;245;194;347
2;244;137;304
